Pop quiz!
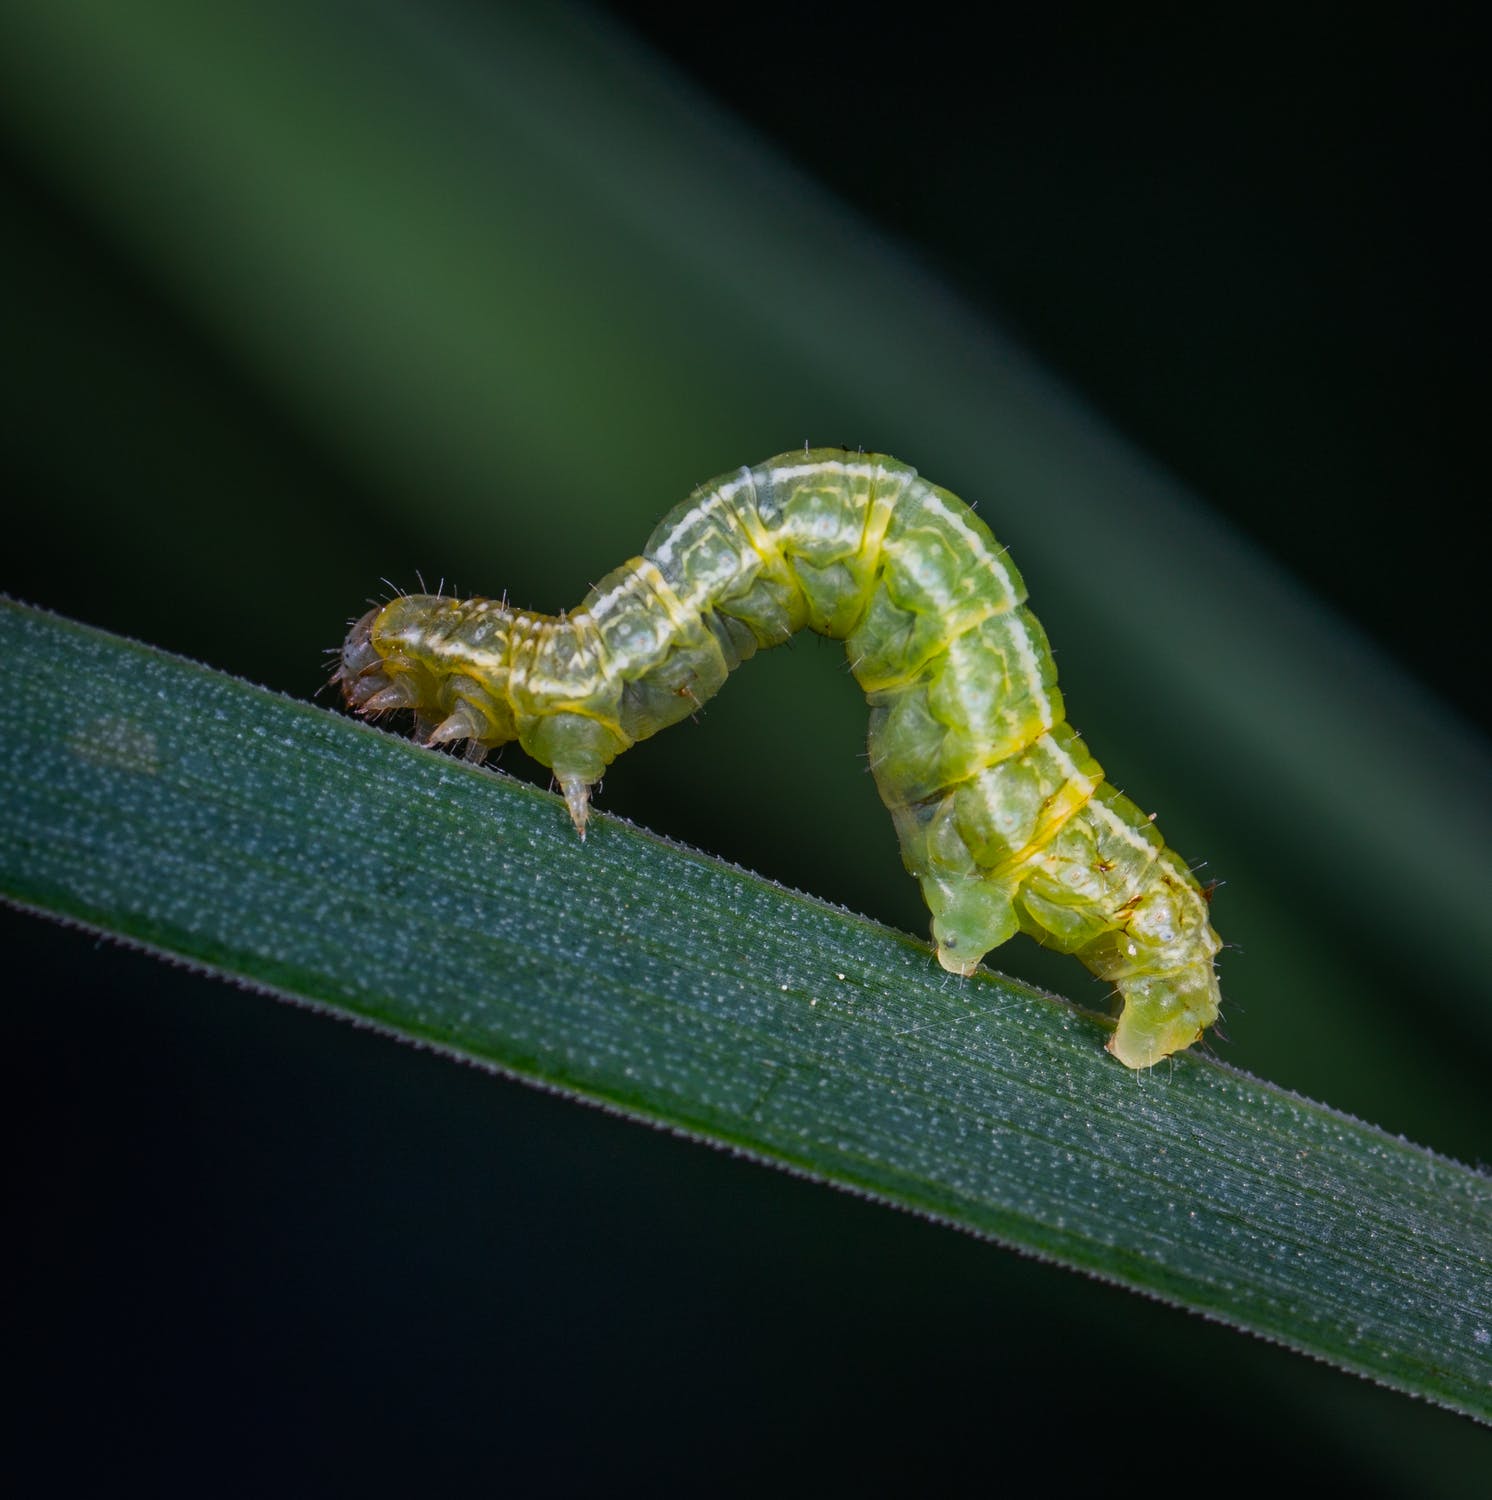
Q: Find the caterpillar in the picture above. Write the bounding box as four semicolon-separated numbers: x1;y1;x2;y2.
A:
337;450;1222;1068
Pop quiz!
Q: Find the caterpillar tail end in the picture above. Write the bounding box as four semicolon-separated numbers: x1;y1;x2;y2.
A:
1106;966;1222;1070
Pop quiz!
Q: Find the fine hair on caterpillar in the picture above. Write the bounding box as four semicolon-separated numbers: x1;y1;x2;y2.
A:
337;449;1222;1069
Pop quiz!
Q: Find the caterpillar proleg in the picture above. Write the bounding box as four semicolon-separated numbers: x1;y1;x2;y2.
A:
338;450;1223;1068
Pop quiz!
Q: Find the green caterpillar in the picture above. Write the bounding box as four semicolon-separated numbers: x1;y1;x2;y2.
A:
338;450;1222;1068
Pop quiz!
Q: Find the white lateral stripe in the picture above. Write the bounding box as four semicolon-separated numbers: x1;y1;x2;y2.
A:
1004;613;1052;726
914;483;1018;605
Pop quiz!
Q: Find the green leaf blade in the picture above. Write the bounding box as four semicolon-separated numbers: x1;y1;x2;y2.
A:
3;597;1489;1420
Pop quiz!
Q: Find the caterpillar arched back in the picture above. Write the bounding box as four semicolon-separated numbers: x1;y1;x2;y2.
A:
337;450;1222;1068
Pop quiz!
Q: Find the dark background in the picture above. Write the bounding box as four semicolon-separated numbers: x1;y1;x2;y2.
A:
5;3;1488;1492
615;5;1486;722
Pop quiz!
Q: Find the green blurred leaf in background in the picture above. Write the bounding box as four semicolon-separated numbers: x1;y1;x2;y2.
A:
3;1;1488;1491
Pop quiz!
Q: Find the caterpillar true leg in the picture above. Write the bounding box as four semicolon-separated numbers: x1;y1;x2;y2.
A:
338;451;1222;1068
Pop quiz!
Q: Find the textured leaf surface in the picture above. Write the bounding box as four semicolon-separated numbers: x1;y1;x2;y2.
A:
3;597;1488;1421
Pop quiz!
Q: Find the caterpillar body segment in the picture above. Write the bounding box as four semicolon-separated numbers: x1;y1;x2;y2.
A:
339;450;1222;1068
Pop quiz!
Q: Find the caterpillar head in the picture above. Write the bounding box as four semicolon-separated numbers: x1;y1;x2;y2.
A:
337;595;519;748
337;596;623;838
